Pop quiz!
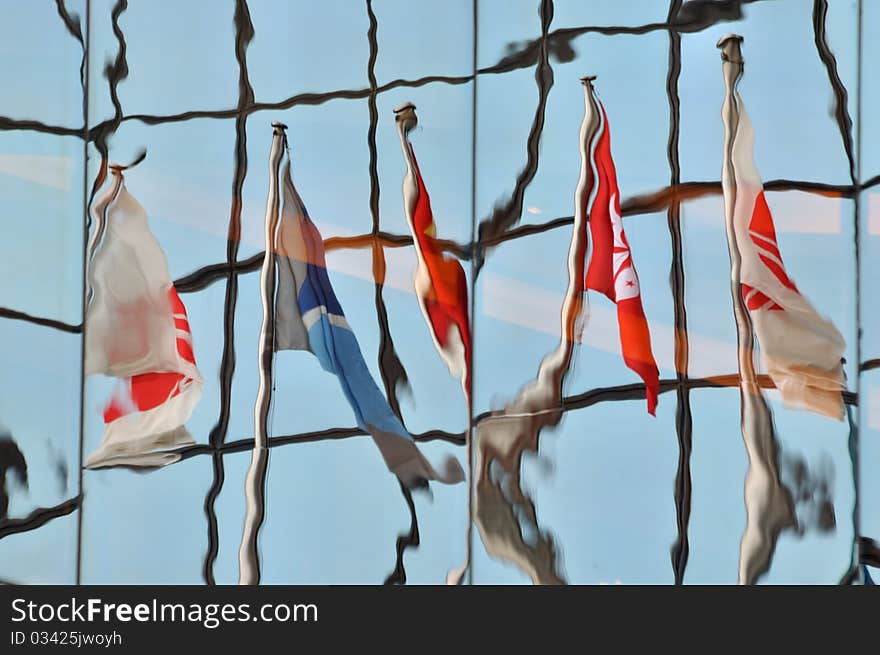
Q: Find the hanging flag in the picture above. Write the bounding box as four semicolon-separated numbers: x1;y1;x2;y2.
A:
718;33;846;420
268;124;463;489
84;165;202;468
582;91;659;415
718;34;801;585
394;103;472;399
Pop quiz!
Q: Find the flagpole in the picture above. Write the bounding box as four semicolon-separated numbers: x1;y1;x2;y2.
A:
239;122;286;585
718;35;795;584
469;76;598;584
394;104;473;583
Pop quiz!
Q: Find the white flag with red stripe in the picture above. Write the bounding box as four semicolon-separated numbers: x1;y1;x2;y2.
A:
84;170;202;468
726;84;846;420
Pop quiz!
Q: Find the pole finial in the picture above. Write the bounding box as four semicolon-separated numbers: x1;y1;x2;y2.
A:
394;102;418;132
716;33;743;48
717;33;745;64
108;148;147;174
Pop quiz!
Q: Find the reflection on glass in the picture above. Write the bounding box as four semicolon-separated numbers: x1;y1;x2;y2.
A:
0;0;872;585
84;164;203;469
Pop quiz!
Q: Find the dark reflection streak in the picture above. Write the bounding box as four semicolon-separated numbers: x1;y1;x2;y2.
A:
673;0;760;32
88;0;129;209
475;0;554;270
54;0;86;104
75;0;89;587
173;372;860;462
840;396;859;583
326;233;467;257
0;3;769;129
481;216;575;247
665;0;692;586
0;435;27;522
0;117;81;137
0;307;82;333
384;481;420;585
365;0;417;584
365;1;380;238
812;0;857;185
477;24;666;79
201;451;224;586
174;253;265;293
54;1;83;45
814;0;861;584
176;427;461;462
0;496;81;540
202;0;255;587
860;537;880;568
173;235;467;294
115;108;240;125
365;0;410;422
0;4;789;142
253;75;472;113
251;89;372;111
378;75;472;93
465;0;479;586
170;168;864;293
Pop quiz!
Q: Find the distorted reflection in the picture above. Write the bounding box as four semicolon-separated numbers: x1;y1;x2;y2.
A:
0;0;871;586
84;161;203;469
0;432;28;521
718;34;848;584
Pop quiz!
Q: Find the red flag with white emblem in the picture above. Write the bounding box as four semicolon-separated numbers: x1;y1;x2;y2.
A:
584;102;659;415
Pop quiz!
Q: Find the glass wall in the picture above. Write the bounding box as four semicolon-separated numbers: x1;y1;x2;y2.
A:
0;0;873;585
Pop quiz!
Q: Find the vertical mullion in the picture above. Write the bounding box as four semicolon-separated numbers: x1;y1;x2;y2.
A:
75;0;92;586
465;0;479;586
364;0;422;585
665;1;693;585
851;0;864;583
204;0;255;585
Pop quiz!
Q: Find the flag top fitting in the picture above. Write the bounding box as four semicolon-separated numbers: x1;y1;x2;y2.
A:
394;102;418;133
580;75;597;85
717;33;744;63
716;33;744;48
108;149;147;175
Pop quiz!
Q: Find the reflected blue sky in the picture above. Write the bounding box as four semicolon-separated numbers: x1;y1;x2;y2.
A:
0;0;875;585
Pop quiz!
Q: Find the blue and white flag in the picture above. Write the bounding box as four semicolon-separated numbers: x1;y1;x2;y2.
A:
270;130;464;488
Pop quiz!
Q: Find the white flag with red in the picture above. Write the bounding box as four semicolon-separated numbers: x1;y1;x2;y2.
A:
84;171;202;468
727;92;846;419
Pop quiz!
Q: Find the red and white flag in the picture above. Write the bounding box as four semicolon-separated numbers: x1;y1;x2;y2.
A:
721;39;846;420
583;96;659;415
394;103;471;399
84;168;202;468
